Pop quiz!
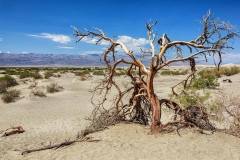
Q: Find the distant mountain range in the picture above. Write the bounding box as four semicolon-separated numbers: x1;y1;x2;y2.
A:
0;53;153;67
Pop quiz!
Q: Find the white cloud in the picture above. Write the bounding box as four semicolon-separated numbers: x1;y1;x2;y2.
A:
29;33;71;43
7;51;10;54
81;37;110;45
57;46;74;49
0;38;2;41
22;52;28;54
0;51;2;53
116;35;149;53
81;35;149;53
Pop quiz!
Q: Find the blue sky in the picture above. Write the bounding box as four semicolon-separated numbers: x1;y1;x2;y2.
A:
0;0;240;63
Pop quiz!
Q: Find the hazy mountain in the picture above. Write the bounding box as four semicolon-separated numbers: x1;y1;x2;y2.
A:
0;53;189;67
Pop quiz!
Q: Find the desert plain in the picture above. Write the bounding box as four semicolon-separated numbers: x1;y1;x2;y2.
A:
0;64;240;160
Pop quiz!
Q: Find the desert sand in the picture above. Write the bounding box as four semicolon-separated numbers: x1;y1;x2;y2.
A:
0;66;240;160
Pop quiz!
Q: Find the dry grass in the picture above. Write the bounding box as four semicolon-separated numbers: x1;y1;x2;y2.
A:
30;89;46;97
2;89;21;103
46;83;63;93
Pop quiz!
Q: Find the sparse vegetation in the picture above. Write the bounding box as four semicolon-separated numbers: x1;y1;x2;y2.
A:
30;89;46;97
2;89;21;103
93;70;105;75
0;75;17;87
46;83;63;93
161;69;189;75
44;71;54;79
221;65;240;76
189;72;220;89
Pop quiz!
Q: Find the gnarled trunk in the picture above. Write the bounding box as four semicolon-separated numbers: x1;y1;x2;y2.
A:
147;71;162;133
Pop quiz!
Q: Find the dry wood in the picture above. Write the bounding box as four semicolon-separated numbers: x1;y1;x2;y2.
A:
72;10;239;133
1;126;25;137
22;139;100;155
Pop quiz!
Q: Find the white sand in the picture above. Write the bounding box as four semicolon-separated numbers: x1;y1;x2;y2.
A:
0;68;240;160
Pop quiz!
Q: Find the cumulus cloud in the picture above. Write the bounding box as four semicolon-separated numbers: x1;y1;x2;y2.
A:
81;35;149;53
116;36;149;52
22;52;28;54
0;51;2;53
7;51;10;54
0;38;2;41
57;46;74;49
29;33;71;43
81;37;110;45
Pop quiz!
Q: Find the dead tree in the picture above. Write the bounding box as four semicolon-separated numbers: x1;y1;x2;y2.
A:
72;10;239;133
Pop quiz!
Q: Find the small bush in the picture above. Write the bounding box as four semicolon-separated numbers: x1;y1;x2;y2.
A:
161;69;188;75
189;72;219;89
28;79;38;89
30;89;46;97
93;70;104;75
0;75;17;88
44;71;54;79
31;71;42;79
2;89;21;103
46;83;63;93
169;89;211;109
222;65;240;76
0;82;7;93
114;71;125;76
74;70;91;76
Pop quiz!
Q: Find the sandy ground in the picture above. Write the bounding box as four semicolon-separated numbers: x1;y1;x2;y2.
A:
0;66;240;160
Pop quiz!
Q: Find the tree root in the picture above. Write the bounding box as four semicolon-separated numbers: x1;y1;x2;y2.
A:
22;138;100;155
1;126;25;137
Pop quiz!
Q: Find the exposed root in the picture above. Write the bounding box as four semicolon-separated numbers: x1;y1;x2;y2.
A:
22;138;100;155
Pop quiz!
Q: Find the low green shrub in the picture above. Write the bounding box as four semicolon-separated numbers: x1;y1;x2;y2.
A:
93;70;104;75
161;69;188;75
0;75;17;88
74;70;91;76
2;89;21;103
221;65;240;76
189;71;219;89
44;71;54;79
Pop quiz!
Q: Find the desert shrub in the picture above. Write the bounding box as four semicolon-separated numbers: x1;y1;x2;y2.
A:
19;71;31;79
30;89;46;97
221;65;240;76
0;75;17;88
44;71;54;79
18;70;42;79
161;69;188;75
198;68;222;78
189;72;219;89
28;79;38;89
31;71;42;79
80;74;92;81
114;71;125;76
0;82;7;93
74;70;91;76
53;73;61;77
2;89;21;103
209;91;240;137
93;70;104;75
5;69;20;75
169;89;211;109
46;83;63;93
